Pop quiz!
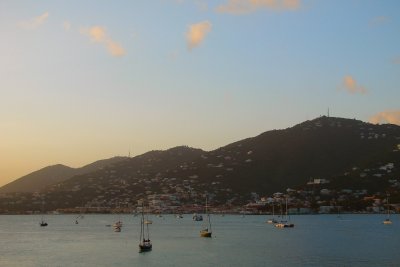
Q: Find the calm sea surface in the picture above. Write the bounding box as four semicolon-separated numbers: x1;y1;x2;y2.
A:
0;214;399;267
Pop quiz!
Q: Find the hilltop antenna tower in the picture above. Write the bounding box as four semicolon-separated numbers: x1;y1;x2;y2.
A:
327;108;330;117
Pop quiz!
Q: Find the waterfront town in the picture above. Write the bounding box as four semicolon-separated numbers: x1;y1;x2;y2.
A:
1;117;400;215
1;162;399;215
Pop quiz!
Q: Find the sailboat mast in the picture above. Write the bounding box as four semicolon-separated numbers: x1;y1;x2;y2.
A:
285;198;288;217
140;203;144;241
41;199;45;221
387;196;390;218
204;195;211;231
208;211;212;232
272;203;275;219
205;196;208;214
146;204;150;240
208;197;212;232
286;197;291;221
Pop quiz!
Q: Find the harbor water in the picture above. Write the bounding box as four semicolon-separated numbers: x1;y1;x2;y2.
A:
0;214;399;267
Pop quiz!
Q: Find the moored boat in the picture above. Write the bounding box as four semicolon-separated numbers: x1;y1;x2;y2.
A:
39;199;48;227
275;221;294;228
275;197;294;228
193;213;203;221
267;218;278;224
113;220;123;232
383;218;392;225
139;202;152;252
383;195;393;225
200;196;212;238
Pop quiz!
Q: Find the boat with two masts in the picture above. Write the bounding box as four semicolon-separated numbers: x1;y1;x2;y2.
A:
275;198;294;228
139;203;152;252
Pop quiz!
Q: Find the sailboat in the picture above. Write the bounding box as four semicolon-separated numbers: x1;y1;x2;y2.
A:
275;198;294;228
267;203;278;224
39;199;48;227
113;210;123;232
383;195;392;225
200;196;212;237
75;205;85;224
139;203;152;252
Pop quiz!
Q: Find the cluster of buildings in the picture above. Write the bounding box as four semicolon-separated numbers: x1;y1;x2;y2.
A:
244;161;400;215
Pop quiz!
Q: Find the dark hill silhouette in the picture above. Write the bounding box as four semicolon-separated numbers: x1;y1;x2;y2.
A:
0;157;128;193
2;116;400;210
217;116;400;194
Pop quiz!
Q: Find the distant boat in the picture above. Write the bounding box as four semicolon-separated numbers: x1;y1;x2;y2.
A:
113;221;122;232
275;198;294;228
39;199;48;227
75;214;84;224
200;196;212;237
176;214;183;219
139;203;152;252
383;195;392;225
113;204;123;232
75;206;85;224
193;213;203;221
40;219;48;227
267;203;278;224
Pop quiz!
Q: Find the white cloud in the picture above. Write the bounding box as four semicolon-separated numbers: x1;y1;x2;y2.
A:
216;0;301;14
81;26;126;57
369;110;400;125
341;75;367;95
19;12;49;29
186;21;212;50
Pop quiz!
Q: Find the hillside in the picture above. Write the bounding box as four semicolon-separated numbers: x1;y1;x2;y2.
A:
1;116;400;212
0;157;128;193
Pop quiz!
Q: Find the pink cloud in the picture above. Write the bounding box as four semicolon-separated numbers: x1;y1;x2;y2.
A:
19;12;49;29
186;21;212;50
81;26;126;57
341;75;367;94
369;110;400;125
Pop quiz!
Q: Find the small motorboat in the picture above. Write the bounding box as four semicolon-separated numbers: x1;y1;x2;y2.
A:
193;214;203;221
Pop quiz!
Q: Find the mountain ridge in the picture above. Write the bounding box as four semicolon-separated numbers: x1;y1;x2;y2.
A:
1;116;400;212
0;157;128;193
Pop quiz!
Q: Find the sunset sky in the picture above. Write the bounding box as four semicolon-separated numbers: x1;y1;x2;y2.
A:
1;0;399;187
